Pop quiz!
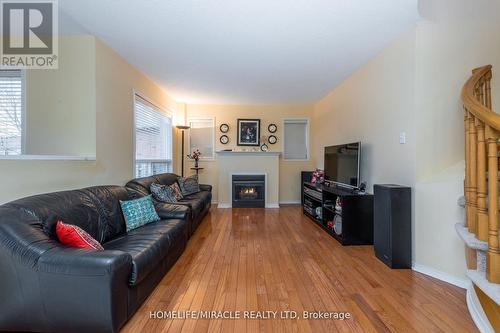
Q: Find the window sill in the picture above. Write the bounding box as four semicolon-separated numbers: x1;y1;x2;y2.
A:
0;155;97;161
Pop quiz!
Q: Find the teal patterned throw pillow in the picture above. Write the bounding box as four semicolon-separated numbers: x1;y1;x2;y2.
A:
120;195;160;232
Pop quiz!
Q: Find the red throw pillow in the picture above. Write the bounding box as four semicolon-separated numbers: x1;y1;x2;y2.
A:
56;221;104;251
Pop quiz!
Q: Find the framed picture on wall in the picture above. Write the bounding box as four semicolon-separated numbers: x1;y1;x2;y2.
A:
237;119;260;146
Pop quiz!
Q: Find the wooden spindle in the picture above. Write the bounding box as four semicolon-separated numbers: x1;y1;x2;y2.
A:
479;81;485;106
468;115;478;235
486;127;500;283
464;111;471;229
485;73;492;110
476;121;488;242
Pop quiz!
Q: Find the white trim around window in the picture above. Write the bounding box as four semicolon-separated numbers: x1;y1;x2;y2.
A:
132;90;174;177
282;118;310;161
187;117;216;161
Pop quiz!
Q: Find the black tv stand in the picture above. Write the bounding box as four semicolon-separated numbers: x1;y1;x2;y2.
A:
302;182;373;245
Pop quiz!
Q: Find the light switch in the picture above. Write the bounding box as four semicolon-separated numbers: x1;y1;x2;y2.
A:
399;132;406;144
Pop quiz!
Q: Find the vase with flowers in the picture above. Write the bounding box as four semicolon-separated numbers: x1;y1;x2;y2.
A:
311;169;325;187
187;149;202;168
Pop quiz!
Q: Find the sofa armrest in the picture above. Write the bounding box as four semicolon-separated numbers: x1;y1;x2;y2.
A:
199;184;212;192
154;203;190;221
34;247;132;332
38;247;132;276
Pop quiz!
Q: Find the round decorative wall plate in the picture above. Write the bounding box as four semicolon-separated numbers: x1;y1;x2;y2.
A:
268;123;277;133
260;143;269;152
220;123;229;133
220;135;229;144
268;135;277;144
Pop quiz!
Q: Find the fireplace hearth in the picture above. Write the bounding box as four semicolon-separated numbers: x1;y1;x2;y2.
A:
232;175;265;208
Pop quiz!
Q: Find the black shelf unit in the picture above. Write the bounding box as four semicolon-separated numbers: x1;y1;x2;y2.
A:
302;182;374;245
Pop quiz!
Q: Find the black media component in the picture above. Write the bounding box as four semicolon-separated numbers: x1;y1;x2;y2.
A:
374;184;412;268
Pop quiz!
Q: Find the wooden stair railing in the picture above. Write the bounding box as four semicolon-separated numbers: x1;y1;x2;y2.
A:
462;65;500;283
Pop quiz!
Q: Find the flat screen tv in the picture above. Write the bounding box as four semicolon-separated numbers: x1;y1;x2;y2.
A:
324;142;361;188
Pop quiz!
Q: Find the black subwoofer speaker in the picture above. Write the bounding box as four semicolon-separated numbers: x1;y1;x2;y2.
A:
374;184;411;268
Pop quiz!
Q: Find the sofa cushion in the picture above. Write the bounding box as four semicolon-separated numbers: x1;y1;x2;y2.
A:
150;183;178;203
2;189;104;243
184;191;212;208
103;219;186;286
42;214;62;240
177;175;200;196
126;173;179;198
120;195;160;232
56;221;104;250
179;191;211;220
154;173;180;186
155;203;190;221
82;186;130;242
170;182;184;201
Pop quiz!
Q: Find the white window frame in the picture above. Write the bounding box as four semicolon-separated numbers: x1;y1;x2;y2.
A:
282;118;310;161
132;91;174;177
187;117;216;161
19;70;26;154
0;69;26;155
0;70;95;161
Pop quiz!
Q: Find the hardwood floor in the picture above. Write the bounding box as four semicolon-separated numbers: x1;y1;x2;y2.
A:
121;206;477;333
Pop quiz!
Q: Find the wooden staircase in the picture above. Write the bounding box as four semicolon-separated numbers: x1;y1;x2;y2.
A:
460;65;500;332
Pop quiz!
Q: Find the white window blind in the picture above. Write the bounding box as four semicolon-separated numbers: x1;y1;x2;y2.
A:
134;95;172;177
189;118;214;159
283;119;309;160
0;70;24;155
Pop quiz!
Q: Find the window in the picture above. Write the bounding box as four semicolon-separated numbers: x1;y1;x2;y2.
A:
188;118;215;159
134;94;173;177
283;119;309;160
0;70;24;155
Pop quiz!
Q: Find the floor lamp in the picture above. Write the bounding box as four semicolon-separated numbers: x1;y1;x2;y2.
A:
176;125;190;177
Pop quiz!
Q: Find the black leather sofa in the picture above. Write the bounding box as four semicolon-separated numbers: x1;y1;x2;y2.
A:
0;176;211;333
126;173;212;236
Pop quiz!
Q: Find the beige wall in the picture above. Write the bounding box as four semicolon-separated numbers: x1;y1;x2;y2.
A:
0;36;179;204
310;2;500;282
413;5;500;280
217;153;280;207
311;30;417;191
25;36;96;156
185;104;314;203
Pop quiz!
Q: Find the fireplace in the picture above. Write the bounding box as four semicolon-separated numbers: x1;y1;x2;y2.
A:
232;175;265;208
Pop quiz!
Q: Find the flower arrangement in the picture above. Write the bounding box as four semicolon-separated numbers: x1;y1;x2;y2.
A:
311;169;325;185
187;149;202;167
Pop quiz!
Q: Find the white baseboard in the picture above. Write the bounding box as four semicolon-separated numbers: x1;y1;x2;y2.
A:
412;262;469;289
466;283;495;333
279;200;301;205
266;203;280;208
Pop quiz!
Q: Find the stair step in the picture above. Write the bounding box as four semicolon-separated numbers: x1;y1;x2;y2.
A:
467;270;500;305
455;223;488;251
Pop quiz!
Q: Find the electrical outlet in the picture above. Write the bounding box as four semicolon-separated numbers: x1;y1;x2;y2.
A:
399;132;406;144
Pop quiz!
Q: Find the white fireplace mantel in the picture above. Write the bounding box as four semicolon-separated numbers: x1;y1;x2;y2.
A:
216;151;281;156
216;151;281;208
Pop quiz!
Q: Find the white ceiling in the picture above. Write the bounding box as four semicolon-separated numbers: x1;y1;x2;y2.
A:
59;0;419;105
